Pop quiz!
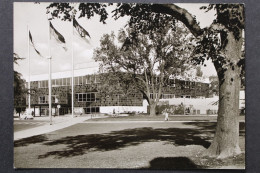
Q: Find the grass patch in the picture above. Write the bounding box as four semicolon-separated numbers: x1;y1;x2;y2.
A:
87;114;220;122
87;114;245;122
192;153;245;169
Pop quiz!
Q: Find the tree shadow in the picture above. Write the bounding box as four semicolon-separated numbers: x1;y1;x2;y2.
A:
183;122;245;136
142;157;205;169
37;127;211;159
14;135;48;147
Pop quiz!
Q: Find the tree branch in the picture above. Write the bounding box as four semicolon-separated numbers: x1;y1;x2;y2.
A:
151;4;204;37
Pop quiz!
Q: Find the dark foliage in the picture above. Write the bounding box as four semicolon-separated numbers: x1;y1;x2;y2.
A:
14;53;27;112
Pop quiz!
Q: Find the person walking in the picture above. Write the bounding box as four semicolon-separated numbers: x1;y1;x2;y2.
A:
113;109;115;117
164;109;169;121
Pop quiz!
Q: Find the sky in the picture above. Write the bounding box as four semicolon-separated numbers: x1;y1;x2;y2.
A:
14;2;217;79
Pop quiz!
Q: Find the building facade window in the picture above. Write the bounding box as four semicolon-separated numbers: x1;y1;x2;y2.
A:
39;96;48;104
162;94;175;99
66;78;71;86
150;93;159;99
84;106;100;114
39;95;58;104
57;78;62;86
169;78;176;87
52;95;59;103
38;80;48;88
95;75;100;83
184;81;189;88
74;76;83;85
191;82;195;89
40;78;74;88
52;79;62;87
86;76;92;84
37;76;102;88
76;93;96;102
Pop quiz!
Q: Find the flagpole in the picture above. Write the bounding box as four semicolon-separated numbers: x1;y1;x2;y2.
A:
48;20;52;125
27;24;31;113
71;17;74;118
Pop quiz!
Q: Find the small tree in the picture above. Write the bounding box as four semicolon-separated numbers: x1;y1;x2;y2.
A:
14;53;27;116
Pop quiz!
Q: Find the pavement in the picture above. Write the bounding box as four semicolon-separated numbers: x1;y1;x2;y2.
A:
14;114;106;141
14;119;245;169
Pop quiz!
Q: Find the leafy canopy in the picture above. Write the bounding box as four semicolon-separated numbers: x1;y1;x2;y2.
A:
93;20;195;102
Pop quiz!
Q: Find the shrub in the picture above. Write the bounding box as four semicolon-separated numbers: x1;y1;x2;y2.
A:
148;104;185;115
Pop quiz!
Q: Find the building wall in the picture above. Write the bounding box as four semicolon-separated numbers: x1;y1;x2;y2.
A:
160;90;245;115
160;97;218;115
99;100;149;114
27;74;209;115
161;79;209;98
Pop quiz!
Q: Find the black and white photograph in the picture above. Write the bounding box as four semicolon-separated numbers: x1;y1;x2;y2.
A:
13;2;245;169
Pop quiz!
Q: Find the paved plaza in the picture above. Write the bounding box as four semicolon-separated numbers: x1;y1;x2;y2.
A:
14;115;245;169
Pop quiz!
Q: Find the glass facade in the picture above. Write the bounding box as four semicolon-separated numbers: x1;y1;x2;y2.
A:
38;76;100;88
76;93;96;102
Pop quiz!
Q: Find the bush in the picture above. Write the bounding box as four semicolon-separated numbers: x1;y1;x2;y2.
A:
129;111;136;116
174;104;185;115
148;104;185;115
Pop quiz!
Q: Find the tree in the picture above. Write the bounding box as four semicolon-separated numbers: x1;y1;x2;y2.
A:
113;4;245;159
48;3;245;158
14;53;27;116
93;22;193;116
96;71;137;103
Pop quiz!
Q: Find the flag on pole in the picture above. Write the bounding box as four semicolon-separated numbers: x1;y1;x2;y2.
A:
29;31;44;57
73;18;91;44
50;22;67;51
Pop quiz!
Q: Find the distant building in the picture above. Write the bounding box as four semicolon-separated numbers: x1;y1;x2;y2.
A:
208;75;219;97
25;69;210;116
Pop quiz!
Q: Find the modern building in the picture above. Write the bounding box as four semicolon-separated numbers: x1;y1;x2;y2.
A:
26;68;210;116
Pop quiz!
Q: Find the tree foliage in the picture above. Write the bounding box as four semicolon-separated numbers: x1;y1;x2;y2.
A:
47;3;244;79
93;21;194;115
47;3;110;22
14;53;27;113
192;4;244;79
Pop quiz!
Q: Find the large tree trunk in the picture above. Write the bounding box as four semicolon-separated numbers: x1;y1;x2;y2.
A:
204;31;243;159
149;103;156;116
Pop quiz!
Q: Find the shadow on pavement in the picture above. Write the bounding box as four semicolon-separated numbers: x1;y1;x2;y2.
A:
14;135;48;147
14;122;245;159
143;157;204;169
35;127;212;159
183;122;245;136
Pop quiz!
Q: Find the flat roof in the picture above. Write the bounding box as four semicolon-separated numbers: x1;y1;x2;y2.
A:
26;67;99;82
26;67;210;84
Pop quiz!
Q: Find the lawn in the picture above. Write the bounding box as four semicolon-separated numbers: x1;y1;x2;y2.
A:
14;120;245;169
87;114;245;122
